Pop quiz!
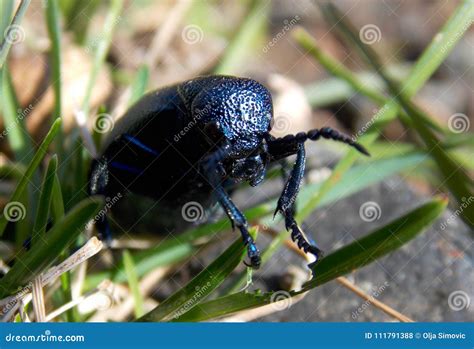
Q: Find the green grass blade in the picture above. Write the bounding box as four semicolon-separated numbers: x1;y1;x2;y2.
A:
123;250;144;318
0;67;32;164
128;65;149;106
137;229;257;322
0;0;14;34
297;0;474;221
321;2;474;225
44;0;64;157
0;0;31;68
31;155;58;246
293;27;444;133
176;197;447;321
305;196;448;287
0;197;102;298
81;0;123;116
0;118;62;237
51;172;65;223
214;0;269;74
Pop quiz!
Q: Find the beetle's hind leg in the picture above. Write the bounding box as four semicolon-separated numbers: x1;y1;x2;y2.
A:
274;144;323;264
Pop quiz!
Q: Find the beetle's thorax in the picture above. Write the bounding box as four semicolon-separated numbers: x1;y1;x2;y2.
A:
179;76;273;157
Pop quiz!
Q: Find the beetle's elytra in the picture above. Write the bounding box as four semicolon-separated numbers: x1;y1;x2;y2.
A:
89;75;369;269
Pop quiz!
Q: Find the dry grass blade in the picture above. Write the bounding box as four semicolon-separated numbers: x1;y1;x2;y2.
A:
31;277;46;322
336;277;414;323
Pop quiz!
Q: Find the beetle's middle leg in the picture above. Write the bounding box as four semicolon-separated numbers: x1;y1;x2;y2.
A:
274;144;323;262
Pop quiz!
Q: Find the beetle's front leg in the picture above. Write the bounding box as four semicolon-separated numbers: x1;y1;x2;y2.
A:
200;147;261;269
274;144;323;263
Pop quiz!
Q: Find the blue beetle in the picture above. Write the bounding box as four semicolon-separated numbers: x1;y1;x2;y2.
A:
89;75;369;268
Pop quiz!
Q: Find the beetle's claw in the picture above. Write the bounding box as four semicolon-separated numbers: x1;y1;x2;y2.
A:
244;242;261;269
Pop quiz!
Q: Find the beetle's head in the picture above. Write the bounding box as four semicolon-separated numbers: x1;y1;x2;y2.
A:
226;141;268;186
179;76;273;186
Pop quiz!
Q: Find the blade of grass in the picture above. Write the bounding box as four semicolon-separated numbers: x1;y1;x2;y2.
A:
81;0;123;117
137;229;258;322
306;196;448;287
128;65;149;106
0;67;32;164
0;118;62;237
123;250;144;318
321;2;474;225
0;0;31;68
175;197;447;321
44;0;64;159
0;1;14;48
296;0;474;222
293;27;444;133
214;0;269;74
59;0;100;44
31;155;58;246
0;197;102;298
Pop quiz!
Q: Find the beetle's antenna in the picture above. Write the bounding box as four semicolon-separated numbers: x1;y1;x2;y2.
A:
268;127;370;156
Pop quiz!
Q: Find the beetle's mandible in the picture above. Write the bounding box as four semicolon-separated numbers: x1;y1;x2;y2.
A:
89;75;369;269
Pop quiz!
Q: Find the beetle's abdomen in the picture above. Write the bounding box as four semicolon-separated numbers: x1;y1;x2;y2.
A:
95;85;213;204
